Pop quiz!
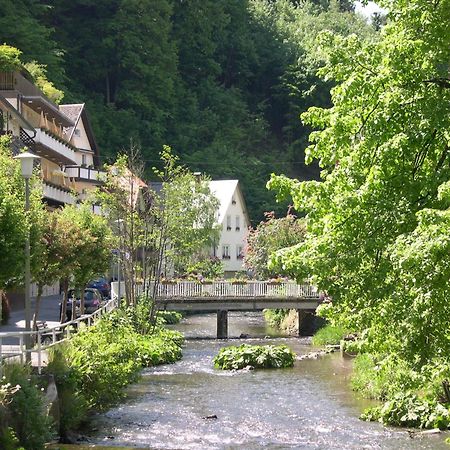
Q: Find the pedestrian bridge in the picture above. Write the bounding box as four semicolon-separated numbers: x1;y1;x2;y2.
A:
150;281;322;338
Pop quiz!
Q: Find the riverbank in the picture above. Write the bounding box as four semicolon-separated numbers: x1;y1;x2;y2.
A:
76;312;448;448
0;303;184;449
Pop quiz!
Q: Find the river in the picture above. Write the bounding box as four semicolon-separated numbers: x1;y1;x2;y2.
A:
77;312;448;449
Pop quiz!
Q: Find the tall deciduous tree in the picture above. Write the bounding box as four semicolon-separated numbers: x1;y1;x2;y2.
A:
268;0;450;364
244;211;306;279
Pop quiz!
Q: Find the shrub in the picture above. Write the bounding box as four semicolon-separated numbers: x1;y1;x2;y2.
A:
1;364;53;449
312;324;347;346
156;311;183;325
213;344;295;370
263;309;289;328
362;392;450;430
48;309;184;410
187;257;224;279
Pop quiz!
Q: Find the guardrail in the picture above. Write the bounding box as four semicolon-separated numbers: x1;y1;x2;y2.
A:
0;298;118;375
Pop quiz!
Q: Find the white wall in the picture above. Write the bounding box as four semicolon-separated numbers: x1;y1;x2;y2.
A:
214;186;249;273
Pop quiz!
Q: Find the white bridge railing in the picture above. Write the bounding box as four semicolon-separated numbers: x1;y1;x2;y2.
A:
0;298;118;375
145;281;319;300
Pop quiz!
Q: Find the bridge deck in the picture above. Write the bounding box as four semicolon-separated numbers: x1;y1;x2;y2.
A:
151;281;321;311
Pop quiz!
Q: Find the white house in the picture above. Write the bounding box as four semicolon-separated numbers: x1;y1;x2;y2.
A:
209;180;250;274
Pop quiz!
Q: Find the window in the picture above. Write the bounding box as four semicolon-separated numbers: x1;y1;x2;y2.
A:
81;154;87;166
226;215;231;230
235;215;240;231
222;245;230;259
236;245;243;259
232;197;236;205
74;128;81;137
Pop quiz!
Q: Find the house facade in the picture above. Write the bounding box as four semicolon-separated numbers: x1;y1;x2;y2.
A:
209;180;250;274
0;71;104;211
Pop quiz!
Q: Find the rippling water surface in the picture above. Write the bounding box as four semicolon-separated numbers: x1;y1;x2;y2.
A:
83;312;448;449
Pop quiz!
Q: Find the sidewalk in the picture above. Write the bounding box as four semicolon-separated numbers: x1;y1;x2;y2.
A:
0;294;62;333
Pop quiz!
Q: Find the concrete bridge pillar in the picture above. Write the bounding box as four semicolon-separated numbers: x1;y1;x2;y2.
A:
297;310;317;336
217;310;228;339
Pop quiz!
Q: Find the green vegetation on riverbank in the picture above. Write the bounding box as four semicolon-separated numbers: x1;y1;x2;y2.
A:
311;325;346;346
0;364;52;450
267;0;450;430
0;299;184;449
213;344;295;370
48;302;183;440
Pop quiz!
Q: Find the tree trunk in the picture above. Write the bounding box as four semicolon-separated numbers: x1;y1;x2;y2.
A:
60;278;69;323
32;283;44;332
80;285;87;315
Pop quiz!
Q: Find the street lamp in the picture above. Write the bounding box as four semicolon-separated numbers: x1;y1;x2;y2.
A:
114;219;124;305
14;151;40;358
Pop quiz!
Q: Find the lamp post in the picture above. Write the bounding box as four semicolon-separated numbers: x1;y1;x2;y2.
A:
114;219;124;305
14;151;40;359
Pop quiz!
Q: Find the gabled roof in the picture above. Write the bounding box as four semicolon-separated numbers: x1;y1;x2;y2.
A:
59;103;84;140
209;179;250;225
60;103;101;167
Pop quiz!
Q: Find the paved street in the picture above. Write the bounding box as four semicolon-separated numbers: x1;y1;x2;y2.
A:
0;294;62;333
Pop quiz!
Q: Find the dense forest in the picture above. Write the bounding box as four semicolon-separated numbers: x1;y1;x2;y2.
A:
0;0;376;221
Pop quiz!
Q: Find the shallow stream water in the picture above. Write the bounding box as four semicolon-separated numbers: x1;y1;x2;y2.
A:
70;312;448;449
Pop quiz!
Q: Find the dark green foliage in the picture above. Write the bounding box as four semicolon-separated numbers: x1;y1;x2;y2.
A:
213;344;295;370
1;364;53;450
1;0;374;222
187;257;224;280
156;310;183;325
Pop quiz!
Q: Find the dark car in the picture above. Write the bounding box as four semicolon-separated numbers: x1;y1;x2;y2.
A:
87;277;111;299
61;288;104;321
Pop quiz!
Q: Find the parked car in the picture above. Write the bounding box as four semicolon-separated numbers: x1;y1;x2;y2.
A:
87;277;111;299
60;288;104;321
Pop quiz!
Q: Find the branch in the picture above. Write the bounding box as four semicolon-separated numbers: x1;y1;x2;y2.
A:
423;78;450;89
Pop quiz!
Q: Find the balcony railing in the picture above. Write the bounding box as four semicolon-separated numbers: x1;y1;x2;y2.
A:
42;166;76;191
42;182;76;205
34;128;76;165
64;166;105;183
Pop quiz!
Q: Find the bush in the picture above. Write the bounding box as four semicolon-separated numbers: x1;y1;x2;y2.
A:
263;309;289;328
187;257;224;279
1;364;53;449
156;311;183;325
362;392;450;429
312;324;347;346
48;309;184;410
352;353;424;401
213;344;296;370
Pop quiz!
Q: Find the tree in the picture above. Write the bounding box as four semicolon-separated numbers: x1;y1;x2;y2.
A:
156;149;220;275
245;211;306;279
268;0;450;365
61;205;112;315
0;0;65;86
0;137;42;320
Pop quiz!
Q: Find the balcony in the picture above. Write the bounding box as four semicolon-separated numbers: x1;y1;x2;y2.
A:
42;182;76;206
34;128;77;165
64;166;106;184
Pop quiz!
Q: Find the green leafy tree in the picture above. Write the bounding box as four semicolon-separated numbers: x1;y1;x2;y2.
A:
244;211;306;279
0;137;42;321
268;0;450;368
62;205;112;314
0;0;65;86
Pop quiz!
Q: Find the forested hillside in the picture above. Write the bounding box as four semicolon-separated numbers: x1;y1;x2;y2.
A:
0;0;375;221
